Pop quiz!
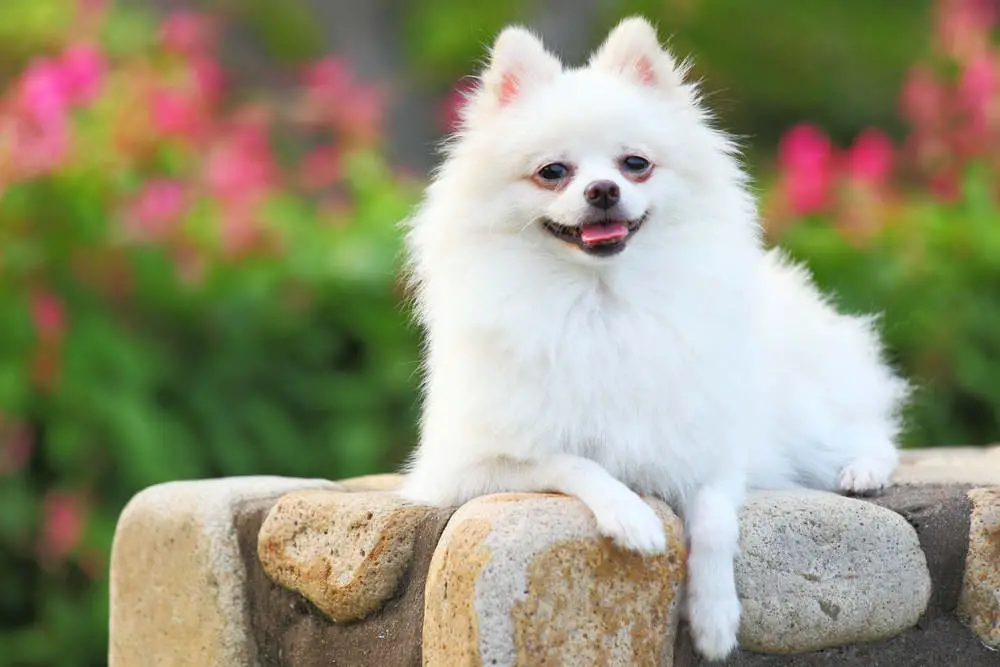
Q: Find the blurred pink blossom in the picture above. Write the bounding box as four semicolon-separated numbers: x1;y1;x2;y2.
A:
205;120;277;205
220;207;259;256
844;129;895;184
31;290;66;340
778;123;835;215
190;54;225;102
936;0;998;63
151;89;206;140
16;59;70;126
299;145;342;190
298;56;383;142
959;55;998;130
303;57;353;99
58;43;105;106
899;66;947;131
8;114;70;176
39;491;87;561
160;10;215;57
0;418;34;476
438;80;475;132
929;170;961;201
76;0;107;16
337;85;382;144
125;179;187;239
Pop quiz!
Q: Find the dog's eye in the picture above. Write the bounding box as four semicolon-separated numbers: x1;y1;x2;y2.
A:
537;163;570;182
621;155;651;173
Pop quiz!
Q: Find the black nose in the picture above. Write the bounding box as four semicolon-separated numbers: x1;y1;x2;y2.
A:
584;179;621;210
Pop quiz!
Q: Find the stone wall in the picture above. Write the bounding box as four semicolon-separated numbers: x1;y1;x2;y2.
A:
109;448;1000;666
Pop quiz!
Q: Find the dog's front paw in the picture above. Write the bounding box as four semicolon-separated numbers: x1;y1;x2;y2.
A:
687;587;740;661
591;493;667;556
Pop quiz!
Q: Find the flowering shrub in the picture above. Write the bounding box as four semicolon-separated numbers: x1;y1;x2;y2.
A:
768;0;1000;448
0;2;417;663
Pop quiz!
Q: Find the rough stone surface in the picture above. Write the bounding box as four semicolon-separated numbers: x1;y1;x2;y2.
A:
958;487;1000;648
734;490;932;653
339;473;404;492
423;492;686;667
258;489;433;622
675;482;997;666
895;445;1000;485
109;476;336;667
238;500;456;667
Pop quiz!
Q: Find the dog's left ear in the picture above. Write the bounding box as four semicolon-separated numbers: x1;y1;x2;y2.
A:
589;17;686;92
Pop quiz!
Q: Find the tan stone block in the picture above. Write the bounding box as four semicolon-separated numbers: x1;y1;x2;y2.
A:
109;476;337;667
258;489;434;622
340;472;405;492
895;445;1000;485
422;493;686;667
958;486;1000;648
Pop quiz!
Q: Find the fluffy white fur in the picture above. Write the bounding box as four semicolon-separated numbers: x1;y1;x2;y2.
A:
399;17;909;661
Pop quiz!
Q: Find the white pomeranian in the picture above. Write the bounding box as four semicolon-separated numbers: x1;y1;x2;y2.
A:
399;16;909;661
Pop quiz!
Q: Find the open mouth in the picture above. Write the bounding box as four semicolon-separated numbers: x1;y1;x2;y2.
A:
541;213;648;257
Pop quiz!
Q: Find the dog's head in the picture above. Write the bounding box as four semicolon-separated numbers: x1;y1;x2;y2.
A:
428;17;751;264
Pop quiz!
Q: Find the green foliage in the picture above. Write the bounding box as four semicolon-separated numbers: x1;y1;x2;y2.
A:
0;3;419;665
778;169;1000;447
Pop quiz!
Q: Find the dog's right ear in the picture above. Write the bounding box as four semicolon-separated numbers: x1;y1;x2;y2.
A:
478;26;562;109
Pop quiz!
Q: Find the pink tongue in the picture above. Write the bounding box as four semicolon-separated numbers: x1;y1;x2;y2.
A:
580;221;629;245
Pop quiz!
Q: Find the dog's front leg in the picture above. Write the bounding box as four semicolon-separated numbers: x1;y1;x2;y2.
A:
403;453;667;555
524;454;668;555
682;473;745;661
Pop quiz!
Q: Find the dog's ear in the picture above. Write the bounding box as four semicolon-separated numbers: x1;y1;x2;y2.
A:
480;26;562;108
589;17;686;91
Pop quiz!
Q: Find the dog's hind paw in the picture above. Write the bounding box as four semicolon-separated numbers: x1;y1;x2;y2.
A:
837;456;892;497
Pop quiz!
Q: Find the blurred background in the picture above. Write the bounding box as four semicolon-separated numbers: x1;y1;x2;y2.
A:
0;0;997;664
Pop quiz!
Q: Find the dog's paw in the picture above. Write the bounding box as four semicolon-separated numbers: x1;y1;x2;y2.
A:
687;588;740;661
591;493;667;556
837;457;891;497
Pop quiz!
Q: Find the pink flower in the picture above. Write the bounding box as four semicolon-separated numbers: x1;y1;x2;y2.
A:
151;89;206;140
220;207;259;256
59;43;105;106
929;170;961;201
191;54;225;102
779;123;833;172
16;59;70;127
205;120;277;205
125;179;187;239
303;57;353;99
9;113;70;176
336;85;382;144
39;491;87;561
298;56;382;141
778;124;835;215
76;0;107;16
935;0;997;62
844;129;895;185
160;11;215;56
438;81;475;132
31;290;66;339
299;145;342;190
900;66;947;132
959;55;998;118
0;418;34;476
